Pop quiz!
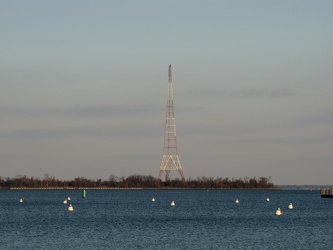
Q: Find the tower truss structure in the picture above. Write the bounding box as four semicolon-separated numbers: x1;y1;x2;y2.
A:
158;65;185;183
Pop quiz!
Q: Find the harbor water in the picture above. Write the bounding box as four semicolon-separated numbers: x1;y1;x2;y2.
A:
0;189;332;249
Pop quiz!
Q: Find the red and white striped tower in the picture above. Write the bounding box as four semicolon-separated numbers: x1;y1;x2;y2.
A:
158;65;185;183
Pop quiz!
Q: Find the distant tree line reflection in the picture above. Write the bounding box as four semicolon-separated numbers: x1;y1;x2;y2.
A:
0;174;276;189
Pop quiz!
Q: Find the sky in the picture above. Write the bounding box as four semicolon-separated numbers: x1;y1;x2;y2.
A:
1;0;333;185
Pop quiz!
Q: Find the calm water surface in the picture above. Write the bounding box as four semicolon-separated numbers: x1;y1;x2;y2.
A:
0;190;332;249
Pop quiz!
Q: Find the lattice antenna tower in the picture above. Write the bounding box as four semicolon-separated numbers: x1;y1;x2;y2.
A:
158;65;185;183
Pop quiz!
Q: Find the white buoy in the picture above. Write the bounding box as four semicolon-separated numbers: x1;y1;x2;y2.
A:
68;204;74;212
235;198;239;204
67;197;71;201
63;200;67;204
266;198;270;202
288;203;293;209
171;201;175;207
152;197;155;202
275;208;282;216
19;198;23;203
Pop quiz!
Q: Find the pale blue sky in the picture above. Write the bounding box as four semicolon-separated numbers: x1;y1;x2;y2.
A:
1;0;333;184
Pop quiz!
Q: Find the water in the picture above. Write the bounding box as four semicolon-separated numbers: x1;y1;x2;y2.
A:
0;189;332;249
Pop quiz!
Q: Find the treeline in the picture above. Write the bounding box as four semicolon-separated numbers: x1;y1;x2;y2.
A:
0;174;276;189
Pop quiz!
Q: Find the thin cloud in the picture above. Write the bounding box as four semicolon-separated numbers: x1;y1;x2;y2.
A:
1;124;161;138
305;110;333;124
270;89;296;97
185;88;296;98
186;88;226;97
71;104;161;117
230;89;296;97
224;134;333;145
0;103;163;117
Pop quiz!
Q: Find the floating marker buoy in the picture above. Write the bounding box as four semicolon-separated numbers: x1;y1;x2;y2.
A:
82;190;86;198
67;197;71;201
19;198;23;203
68;204;74;212
152;197;155;202
266;198;270;202
275;208;282;216
288;203;293;209
170;201;175;207
63;200;67;204
235;199;239;204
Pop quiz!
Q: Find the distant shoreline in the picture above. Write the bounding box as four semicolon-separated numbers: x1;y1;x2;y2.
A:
3;187;279;190
0;175;276;189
